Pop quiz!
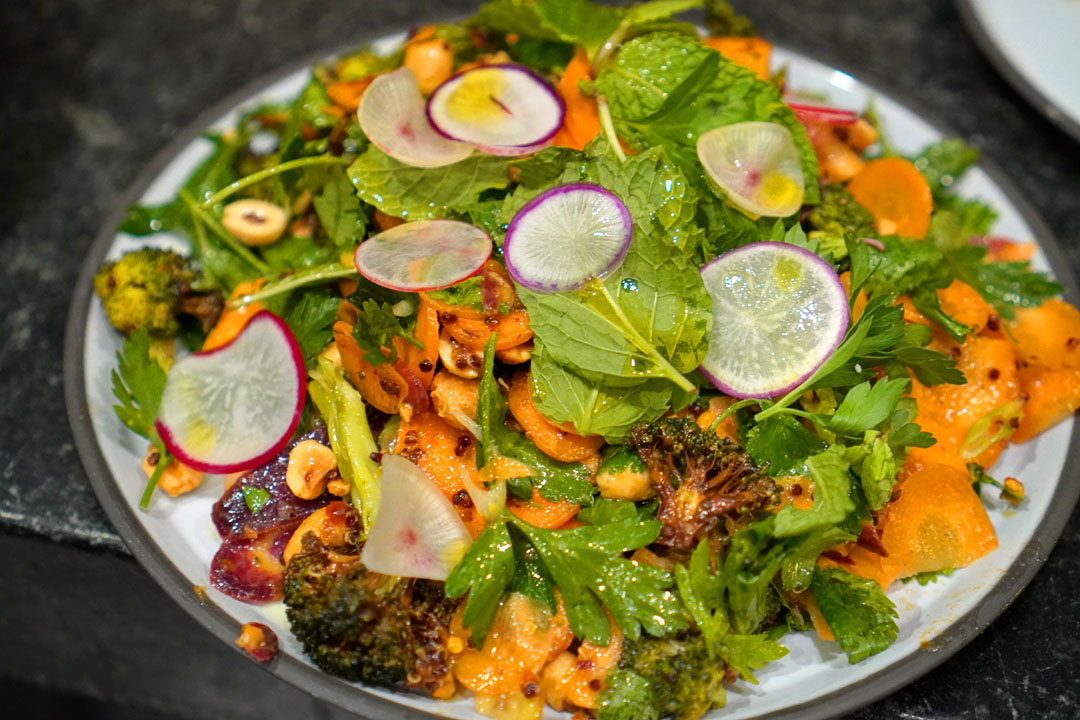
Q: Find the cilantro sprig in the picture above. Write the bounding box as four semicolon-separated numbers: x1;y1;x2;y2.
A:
111;327;172;509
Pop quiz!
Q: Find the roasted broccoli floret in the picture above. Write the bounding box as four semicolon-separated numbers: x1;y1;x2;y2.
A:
627;418;778;552
93;248;222;336
597;633;730;720
282;533;458;694
807;184;877;239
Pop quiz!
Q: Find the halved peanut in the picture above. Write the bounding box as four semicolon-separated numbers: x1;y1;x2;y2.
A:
430;371;480;430
496;341;533;365
282;501;351;565
285;440;337;500
439;328;483;379
221;199;287;246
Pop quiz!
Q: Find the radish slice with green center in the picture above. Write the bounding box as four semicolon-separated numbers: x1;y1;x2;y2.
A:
426;64;565;150
155;311;305;473
354;219;493;291
360;455;472;581
359;67;473;168
503;183;633;292
698;242;848;399
697;121;805;218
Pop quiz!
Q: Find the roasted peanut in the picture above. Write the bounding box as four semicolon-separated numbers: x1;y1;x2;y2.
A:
439;328;483;379
285;440;337;499
221;199;287;246
403;36;454;94
430;371;480;430
282;501;351;565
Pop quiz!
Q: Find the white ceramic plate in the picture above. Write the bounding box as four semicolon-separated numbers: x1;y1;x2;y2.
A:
957;0;1080;142
65;37;1080;720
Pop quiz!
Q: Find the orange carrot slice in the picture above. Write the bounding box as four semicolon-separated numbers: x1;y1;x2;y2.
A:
508;488;580;529
203;280;265;350
847;157;933;238
879;464;997;580
506;372;603;464
703;36;772;80
549;50;600;151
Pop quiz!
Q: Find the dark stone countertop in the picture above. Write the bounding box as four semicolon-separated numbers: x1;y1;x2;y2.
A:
2;0;1078;717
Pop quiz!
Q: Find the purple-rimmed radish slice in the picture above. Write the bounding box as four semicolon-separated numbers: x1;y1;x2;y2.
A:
426;64;565;151
503;183;633;292
354;219;492;291
698;242;849;399
156;311;305;473
360;455;472;581
697;121;806;218
359;67;474;168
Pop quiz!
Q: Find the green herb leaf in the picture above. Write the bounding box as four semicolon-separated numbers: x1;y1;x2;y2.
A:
912;139;980;199
516;517;683;644
595;32;818;203
241;485;272;514
744;415;827;477
350;298;422;366
111;326;167;439
310;165;368;248
283;290;341;368
811;566;899;663
445;519;516;645
348;147;509;220
473;0;625;55
774;445;856;538
824;379;910;438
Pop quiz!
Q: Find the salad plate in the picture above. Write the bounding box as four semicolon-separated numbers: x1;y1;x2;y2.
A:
956;0;1080;143
64;26;1080;720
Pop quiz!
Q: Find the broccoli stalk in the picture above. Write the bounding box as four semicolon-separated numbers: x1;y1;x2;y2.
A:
282;532;458;693
93;248;223;337
627;418;778;552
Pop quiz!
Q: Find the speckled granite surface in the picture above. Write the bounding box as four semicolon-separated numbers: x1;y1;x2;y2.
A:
3;0;1079;717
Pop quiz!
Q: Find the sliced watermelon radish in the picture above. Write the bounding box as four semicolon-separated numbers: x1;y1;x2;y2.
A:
156;311;305;474
698;242;849;399
359;455;472;581
354;219;493;291
426;64;565;151
697;121;806;218
359;67;474;168
503;183;633;292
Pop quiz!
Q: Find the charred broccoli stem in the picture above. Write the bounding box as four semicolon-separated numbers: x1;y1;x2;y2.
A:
597;632;730;720
282;533;458;693
627;418;779;552
93;248;223;337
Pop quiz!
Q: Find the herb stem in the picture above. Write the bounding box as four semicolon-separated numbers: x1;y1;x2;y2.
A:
707;398;758;433
139;443;171;509
181;190;272;275
597;95;627;164
228;262;358;308
201;155;350;209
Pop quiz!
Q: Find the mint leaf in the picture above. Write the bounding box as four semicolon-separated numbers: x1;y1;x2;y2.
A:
473;0;624;54
530;341;673;441
774;445;856;538
912;138;979;199
348;146;509;220
811;566;899;663
780;526;856;593
595;32;818;203
310;165;367;248
423;276;484;312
